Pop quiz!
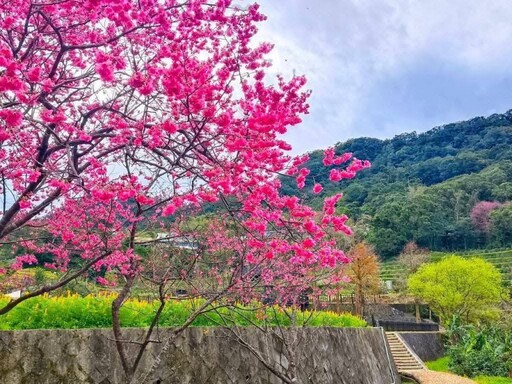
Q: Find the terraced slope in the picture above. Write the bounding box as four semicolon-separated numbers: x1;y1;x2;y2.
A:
380;249;512;286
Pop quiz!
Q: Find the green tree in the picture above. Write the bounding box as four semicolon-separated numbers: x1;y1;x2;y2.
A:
407;256;503;325
368;199;411;257
489;204;512;247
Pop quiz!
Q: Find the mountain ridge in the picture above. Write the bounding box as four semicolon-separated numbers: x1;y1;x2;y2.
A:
282;109;512;257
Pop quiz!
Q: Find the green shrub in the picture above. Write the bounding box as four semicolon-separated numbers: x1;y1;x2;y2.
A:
447;320;512;378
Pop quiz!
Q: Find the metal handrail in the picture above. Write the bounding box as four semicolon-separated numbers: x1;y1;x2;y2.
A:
379;327;398;384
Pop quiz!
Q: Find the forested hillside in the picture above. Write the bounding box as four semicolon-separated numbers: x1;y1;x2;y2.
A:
281;110;512;258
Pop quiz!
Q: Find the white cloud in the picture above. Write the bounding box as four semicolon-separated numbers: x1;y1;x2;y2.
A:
254;0;512;153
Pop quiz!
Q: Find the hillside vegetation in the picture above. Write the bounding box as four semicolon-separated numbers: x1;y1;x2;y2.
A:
282;110;512;258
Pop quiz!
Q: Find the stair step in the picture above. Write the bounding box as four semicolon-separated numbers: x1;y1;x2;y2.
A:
385;333;426;372
396;364;423;367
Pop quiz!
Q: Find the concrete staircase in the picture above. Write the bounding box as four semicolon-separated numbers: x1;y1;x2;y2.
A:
385;332;426;372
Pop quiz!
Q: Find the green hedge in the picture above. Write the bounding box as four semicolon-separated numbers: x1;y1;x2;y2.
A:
0;293;366;330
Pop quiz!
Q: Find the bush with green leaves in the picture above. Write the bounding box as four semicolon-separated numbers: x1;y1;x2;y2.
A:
446;319;512;378
0;293;366;330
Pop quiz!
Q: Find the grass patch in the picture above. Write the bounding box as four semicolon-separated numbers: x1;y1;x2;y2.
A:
473;377;512;384
426;357;512;384
425;356;450;372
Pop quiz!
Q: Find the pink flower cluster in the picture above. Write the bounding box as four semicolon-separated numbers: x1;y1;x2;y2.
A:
0;0;371;306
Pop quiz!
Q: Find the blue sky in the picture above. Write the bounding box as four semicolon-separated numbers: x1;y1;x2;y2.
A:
256;0;512;154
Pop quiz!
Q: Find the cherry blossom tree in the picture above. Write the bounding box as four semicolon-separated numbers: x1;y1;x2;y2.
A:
470;201;502;233
0;0;370;381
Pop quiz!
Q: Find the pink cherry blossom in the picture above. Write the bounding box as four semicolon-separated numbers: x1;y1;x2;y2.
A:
0;110;23;127
0;1;371;332
312;183;323;194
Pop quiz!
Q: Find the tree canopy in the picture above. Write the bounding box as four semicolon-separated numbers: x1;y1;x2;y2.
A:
347;242;380;317
407;256;503;325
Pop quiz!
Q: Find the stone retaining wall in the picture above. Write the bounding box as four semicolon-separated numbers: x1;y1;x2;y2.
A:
0;327;399;384
399;332;445;362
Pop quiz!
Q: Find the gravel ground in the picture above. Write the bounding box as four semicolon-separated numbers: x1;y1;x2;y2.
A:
402;370;477;384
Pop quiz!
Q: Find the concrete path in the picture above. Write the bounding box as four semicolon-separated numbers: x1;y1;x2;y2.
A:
402;370;477;384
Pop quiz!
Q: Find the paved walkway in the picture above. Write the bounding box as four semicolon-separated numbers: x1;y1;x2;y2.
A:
402;370;477;384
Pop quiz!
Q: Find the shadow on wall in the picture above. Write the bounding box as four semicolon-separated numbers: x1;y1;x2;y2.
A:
398;332;446;362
